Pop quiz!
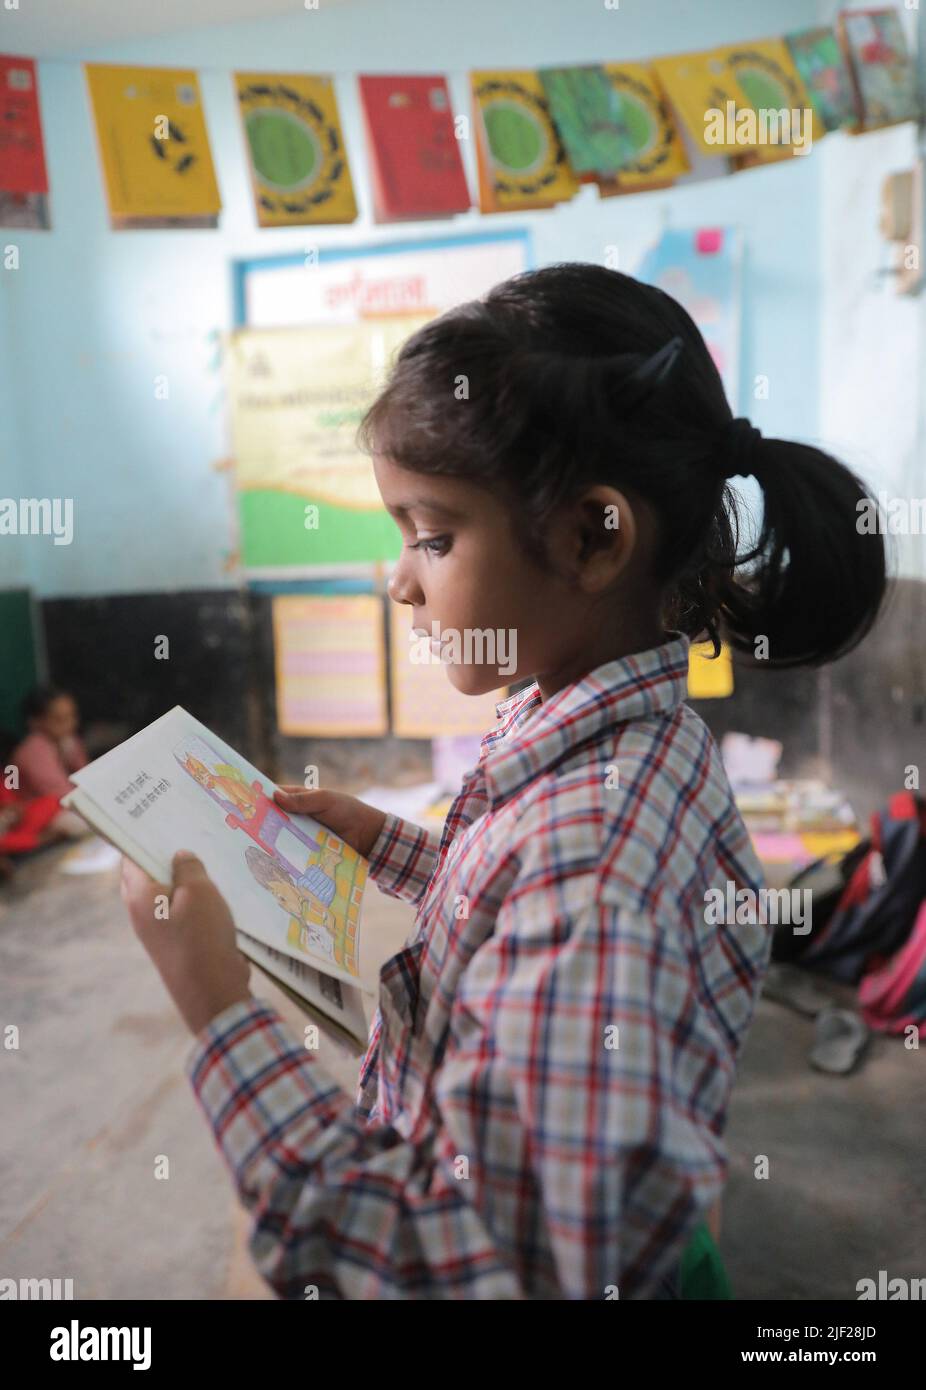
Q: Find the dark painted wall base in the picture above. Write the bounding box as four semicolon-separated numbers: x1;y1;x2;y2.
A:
35;580;926;825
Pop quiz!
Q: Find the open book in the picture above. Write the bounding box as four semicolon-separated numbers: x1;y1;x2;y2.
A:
61;706;371;1052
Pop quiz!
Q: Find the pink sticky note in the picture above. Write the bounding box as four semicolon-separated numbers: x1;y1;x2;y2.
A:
695;228;724;255
751;832;809;864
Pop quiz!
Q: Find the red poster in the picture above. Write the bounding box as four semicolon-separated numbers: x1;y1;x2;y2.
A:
0;55;48;194
358;75;470;221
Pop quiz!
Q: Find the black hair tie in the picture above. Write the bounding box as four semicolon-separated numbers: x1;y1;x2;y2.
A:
717;417;763;479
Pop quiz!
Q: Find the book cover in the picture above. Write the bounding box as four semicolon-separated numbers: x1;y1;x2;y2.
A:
716;37;825;168
538;65;638;178
64;706;368;987
358;74;470;221
598;62;690;190
471;69;580;212
651;49;744;156
85;64;221;225
785;26;859;132
838;7;919;131
0;56;48;196
235;72;357;226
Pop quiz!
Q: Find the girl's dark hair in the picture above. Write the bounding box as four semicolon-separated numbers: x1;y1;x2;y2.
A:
22;685;73;721
357;262;887;668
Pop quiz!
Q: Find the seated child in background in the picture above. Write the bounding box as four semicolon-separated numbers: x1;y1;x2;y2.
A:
12;686;89;800
0;688;91;877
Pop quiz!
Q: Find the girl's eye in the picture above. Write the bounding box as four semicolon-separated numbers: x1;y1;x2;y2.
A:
410;536;451;556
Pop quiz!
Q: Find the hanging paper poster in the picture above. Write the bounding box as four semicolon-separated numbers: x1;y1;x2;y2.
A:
0;56;48;195
358;74;470;222
651;50;744;156
715;37;825;168
0;55;50;228
538;65;637;177
85;64;221;226
636;227;743;409
389;603;508;739
227;315;433;569
471;69;580;212
688;640;734;699
273;594;387;737
785;27;859;132
599;62;690;189
235;71;357;226
838;7;919;131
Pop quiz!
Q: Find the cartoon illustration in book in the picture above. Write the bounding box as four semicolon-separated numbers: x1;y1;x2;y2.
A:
182;754;259;817
174;735;323;878
173;732;362;976
244;845;339;964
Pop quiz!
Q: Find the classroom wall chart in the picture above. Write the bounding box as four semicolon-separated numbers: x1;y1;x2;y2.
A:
636;226;743;410
227;315;432;570
234;229;530;329
272;593;388;737
228;232;530;575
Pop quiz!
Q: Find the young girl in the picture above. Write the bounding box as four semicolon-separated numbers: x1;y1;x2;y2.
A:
12;686;89;803
122;264;886;1299
0;688;91;875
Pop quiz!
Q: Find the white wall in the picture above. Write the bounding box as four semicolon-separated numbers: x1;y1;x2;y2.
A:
817;0;924;581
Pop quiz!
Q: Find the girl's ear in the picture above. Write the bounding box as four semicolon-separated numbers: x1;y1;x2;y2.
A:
573;487;637;590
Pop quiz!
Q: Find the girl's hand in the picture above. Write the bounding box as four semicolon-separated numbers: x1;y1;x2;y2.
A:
121;851;252;1036
274;787;387;859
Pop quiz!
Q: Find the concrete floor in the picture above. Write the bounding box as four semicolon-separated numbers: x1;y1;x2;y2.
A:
1;839;923;1300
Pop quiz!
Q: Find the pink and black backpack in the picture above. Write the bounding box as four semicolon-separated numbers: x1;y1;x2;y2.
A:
773;792;926;1037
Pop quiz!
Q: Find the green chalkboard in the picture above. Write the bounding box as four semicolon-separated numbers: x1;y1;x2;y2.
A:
0;589;44;741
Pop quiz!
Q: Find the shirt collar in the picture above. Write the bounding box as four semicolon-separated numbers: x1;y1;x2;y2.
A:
480;631;692;810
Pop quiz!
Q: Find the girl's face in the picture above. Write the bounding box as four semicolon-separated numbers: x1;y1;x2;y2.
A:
35;695;79;741
373;453;662;700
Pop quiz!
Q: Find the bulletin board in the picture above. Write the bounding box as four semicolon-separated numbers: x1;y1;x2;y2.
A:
230;229;532;580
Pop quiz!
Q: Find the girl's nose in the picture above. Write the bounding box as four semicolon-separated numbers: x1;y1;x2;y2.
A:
387;555;424;607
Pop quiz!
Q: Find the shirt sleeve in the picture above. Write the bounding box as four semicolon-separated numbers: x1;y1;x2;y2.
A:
185;996;523;1299
363;811;441;907
186;893;732;1300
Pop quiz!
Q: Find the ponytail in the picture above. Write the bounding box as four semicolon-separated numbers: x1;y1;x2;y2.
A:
671;439;888;668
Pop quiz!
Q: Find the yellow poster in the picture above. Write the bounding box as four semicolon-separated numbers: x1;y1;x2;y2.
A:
234;72;357;226
717;38;825;167
471;69;580;212
85;64;221;221
651;50;743;155
687;641;734;699
227;315;432;509
654;42;823;163
602;62;690;188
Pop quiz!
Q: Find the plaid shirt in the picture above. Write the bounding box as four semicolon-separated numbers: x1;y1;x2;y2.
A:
186;632;770;1299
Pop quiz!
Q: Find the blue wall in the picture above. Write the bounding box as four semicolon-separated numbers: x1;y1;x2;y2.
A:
1;0;821;597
